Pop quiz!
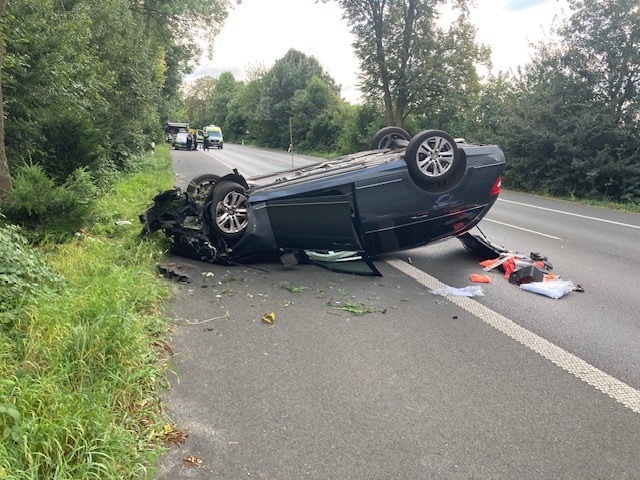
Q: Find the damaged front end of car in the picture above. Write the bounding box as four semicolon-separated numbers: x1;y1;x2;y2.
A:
139;174;383;275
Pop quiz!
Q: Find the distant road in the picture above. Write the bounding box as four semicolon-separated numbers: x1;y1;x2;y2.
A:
171;142;321;187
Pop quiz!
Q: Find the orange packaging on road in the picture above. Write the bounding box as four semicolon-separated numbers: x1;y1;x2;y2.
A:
469;273;492;283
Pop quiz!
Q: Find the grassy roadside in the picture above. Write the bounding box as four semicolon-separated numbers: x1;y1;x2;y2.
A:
0;145;175;479
561;195;640;214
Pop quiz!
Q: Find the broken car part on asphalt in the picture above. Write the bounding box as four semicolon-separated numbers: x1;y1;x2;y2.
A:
462;233;581;299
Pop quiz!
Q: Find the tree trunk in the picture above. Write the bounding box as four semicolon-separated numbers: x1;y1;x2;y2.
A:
0;0;13;198
395;96;406;128
371;4;395;126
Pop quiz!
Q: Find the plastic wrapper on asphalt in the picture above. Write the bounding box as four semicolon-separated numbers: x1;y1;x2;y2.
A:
520;280;575;299
430;285;485;297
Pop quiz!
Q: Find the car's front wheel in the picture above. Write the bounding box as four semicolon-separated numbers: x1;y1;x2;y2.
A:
404;130;463;187
206;181;249;243
186;174;220;202
370;127;411;150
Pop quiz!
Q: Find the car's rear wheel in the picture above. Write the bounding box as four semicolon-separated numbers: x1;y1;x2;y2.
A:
186;174;220;201
370;127;411;150
404;130;463;186
206;181;249;243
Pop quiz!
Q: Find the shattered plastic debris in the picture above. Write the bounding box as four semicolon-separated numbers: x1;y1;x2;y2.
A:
501;257;517;279
469;232;581;298
183;455;203;467
156;264;190;283
430;285;485;297
469;273;491;283
508;264;545;285
520;280;575;299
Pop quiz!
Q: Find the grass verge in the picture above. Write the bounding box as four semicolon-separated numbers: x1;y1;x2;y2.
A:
0;145;174;479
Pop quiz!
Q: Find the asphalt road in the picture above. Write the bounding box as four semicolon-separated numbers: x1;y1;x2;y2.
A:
156;143;640;479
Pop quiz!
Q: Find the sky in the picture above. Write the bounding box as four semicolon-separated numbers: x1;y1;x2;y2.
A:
189;0;570;103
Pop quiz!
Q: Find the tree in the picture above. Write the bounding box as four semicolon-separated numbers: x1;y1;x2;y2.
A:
290;75;349;152
138;0;234;55
340;99;386;151
497;0;640;202
1;0;103;185
559;0;640;126
413;5;491;136
183;76;217;128
254;49;338;148
225;80;261;142
0;0;236;195
323;0;486;129
470;72;517;143
208;71;240;128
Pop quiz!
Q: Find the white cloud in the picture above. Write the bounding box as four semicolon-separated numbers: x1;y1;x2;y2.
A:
504;0;549;11
191;0;360;102
190;0;570;103
470;0;569;73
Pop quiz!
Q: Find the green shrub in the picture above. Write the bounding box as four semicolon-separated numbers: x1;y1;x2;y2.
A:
0;222;63;321
30;113;106;182
1;164;97;240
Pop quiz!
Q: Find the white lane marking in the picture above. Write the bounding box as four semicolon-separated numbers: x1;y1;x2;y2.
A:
499;198;640;230
203;153;247;177
484;218;562;240
385;257;640;415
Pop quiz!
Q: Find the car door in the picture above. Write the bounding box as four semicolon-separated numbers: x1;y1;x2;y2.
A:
265;193;363;251
354;171;441;255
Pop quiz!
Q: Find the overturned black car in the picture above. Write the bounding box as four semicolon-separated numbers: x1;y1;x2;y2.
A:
140;128;506;275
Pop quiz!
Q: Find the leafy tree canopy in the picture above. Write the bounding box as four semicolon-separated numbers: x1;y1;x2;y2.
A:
0;0;237;194
496;0;640;203
322;0;489;129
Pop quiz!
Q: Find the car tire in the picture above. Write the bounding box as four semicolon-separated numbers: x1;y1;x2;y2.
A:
206;181;249;244
186;174;221;201
370;127;411;150
404;130;464;187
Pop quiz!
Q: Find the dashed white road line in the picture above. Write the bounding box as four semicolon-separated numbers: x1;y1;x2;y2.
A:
484;218;562;240
385;257;640;415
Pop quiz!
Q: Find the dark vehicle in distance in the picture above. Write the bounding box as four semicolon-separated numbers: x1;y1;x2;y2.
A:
141;128;506;274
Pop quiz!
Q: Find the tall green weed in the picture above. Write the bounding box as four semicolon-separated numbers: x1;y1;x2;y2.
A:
0;222;64;323
0;146;174;479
